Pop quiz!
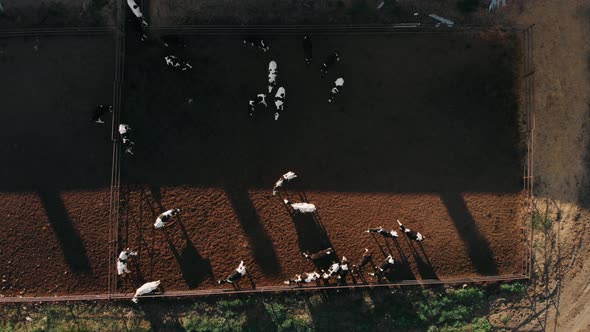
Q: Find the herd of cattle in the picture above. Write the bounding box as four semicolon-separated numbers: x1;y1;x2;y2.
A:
119;171;425;303
103;1;420;303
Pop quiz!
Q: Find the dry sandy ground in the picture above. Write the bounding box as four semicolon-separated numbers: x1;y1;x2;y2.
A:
483;0;590;331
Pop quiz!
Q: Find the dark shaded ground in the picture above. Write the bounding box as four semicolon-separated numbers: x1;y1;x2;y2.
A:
117;31;526;293
0;34;115;296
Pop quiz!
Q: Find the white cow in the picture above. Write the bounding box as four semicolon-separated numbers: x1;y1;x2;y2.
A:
284;199;316;213
132;280;160;303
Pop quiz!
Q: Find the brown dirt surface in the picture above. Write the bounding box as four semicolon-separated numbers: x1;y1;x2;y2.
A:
0;34;115;297
117;30;527;293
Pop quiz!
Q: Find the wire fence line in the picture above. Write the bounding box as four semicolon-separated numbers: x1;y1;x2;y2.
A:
107;0;126;300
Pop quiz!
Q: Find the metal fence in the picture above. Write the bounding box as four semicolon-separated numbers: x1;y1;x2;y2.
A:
521;25;535;279
107;0;126;299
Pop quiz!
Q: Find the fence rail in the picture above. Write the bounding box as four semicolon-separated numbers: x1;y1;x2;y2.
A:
0;274;528;303
107;0;126;300
521;25;535;279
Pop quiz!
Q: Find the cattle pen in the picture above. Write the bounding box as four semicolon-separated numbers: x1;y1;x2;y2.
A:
0;23;535;303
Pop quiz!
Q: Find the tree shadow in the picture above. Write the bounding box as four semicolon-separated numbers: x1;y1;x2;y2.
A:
37;187;91;274
440;191;498;275
225;186;281;275
139;300;187;332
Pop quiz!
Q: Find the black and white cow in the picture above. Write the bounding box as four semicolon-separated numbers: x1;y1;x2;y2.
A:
337;256;350;280
328;77;344;103
268;60;278;93
284;199;316;214
118;123;135;155
164;55;193;71
91;104;113;124
274;87;286;120
243;36;269;52
302;35;312;65
284;272;321;286
352;248;373;275
117;248;138;275
127;0;148;26
272;171;297;195
366;226;398;239
248;93;268;117
302;247;333;261
218;261;247;286
320;51;340;78
397;220;425;242
368;255;395;278
154;208;182;229
321;262;341;280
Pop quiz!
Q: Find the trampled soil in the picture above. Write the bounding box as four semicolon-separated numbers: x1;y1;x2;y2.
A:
117;31;527;293
0;30;527;297
0;34;115;297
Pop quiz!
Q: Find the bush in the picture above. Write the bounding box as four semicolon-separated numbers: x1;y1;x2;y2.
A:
500;282;527;294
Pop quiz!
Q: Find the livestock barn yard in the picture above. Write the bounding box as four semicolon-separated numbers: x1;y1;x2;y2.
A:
0;15;532;299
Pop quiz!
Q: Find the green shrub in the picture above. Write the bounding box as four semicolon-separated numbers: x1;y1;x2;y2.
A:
500;282;527;294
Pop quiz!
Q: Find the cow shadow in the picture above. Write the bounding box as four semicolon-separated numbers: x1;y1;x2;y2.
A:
162;217;215;289
403;235;438;280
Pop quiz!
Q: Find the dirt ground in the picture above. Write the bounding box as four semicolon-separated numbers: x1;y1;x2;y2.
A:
117;31;526;292
0;0;114;27
0;34;115;297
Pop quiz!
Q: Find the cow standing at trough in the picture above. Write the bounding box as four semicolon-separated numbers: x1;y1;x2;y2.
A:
118;124;134;155
218;261;247;288
397;220;425;242
117;248;138;275
284;272;321;286
352;248;373;276
272;171;297;195
321;262;341;280
368;255;395;278
132;280;160;303
284;199;316;214
366;226;398;239
320;51;340;78
302;35;312;65
154;208;182;229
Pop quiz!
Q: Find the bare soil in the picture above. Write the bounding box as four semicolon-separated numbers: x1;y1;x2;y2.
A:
0;34;115;297
117;31;526;292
